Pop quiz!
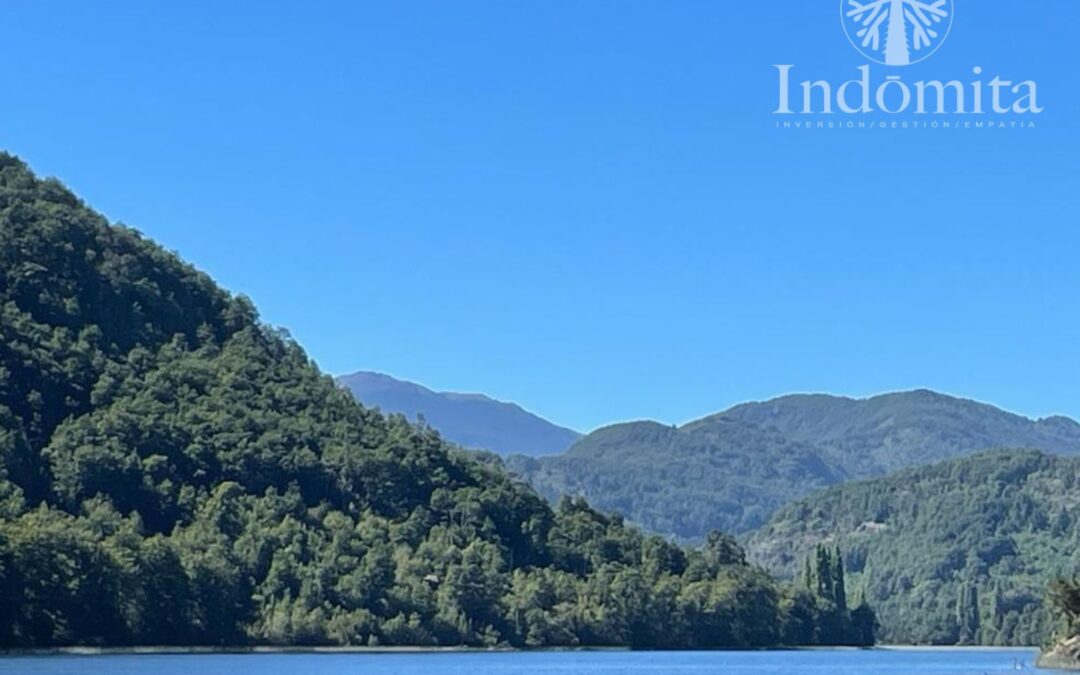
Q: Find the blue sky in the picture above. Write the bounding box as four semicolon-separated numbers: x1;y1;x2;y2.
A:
3;1;1077;432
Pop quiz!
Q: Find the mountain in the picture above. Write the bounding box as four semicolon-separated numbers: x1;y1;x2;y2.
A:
747;449;1080;646
506;418;846;539
508;391;1080;540
0;153;862;650
719;389;1080;476
337;371;580;457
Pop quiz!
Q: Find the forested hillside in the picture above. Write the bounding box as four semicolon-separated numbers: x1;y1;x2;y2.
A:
508;392;1080;541
747;449;1080;646
0;153;869;649
720;390;1080;476
506;419;844;538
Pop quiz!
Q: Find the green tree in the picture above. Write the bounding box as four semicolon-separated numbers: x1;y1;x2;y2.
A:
0;153;876;651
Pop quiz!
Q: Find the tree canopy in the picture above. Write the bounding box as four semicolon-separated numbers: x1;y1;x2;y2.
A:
507;391;1080;542
748;449;1080;646
0;152;870;649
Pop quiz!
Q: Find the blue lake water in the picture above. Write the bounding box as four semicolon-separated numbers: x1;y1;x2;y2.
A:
0;649;1061;675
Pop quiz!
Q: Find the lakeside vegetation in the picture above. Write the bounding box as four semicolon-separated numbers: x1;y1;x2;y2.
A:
0;153;874;650
506;395;1080;650
1040;579;1080;668
748;450;1080;646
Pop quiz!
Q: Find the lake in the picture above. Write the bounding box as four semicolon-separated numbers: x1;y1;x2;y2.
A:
0;648;1061;674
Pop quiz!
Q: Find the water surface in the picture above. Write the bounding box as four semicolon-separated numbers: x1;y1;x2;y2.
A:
0;648;1059;674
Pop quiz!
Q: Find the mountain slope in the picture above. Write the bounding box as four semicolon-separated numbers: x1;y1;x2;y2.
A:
0;153;862;650
509;391;1080;541
719;390;1080;476
337;371;580;457
506;418;846;538
747;449;1080;646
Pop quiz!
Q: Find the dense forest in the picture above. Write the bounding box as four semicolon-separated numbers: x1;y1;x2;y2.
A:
721;391;1080;476
0;153;873;649
507;391;1080;542
748;449;1080;646
506;419;843;538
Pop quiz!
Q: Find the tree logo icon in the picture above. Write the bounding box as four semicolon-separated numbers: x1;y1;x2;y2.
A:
842;0;954;66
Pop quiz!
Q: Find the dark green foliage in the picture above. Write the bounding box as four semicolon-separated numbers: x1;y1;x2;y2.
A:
506;419;845;538
1051;579;1080;622
507;391;1080;542
793;545;875;646
1048;577;1080;648
957;583;980;645
0;153;869;649
748;449;1080;646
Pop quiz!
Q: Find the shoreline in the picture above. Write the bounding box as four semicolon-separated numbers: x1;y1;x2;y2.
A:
0;645;1043;658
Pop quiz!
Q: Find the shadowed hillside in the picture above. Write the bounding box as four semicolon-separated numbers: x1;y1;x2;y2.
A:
507;417;846;538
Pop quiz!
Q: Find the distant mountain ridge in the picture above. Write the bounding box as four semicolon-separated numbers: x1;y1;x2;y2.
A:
337;370;580;457
719;389;1080;477
508;390;1080;540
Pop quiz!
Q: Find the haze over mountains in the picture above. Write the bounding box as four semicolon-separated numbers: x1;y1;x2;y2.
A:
336;371;581;457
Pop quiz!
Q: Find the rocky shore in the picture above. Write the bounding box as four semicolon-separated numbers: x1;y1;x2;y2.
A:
1039;636;1080;670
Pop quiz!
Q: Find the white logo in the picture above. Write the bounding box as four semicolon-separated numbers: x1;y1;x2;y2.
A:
843;0;954;66
772;0;1042;121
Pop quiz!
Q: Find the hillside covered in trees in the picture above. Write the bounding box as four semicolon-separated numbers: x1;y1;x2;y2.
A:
0;153;872;649
506;418;844;538
747;449;1080;646
720;391;1080;477
508;392;1080;541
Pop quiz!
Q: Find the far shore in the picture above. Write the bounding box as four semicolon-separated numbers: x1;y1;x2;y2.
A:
0;644;1043;657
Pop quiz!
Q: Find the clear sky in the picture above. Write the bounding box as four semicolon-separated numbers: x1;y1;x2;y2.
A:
3;1;1077;432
